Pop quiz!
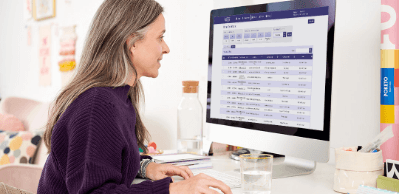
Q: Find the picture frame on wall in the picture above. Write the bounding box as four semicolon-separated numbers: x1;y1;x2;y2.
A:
33;0;56;21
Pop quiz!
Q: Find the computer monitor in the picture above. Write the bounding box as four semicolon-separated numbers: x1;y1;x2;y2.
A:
206;0;335;178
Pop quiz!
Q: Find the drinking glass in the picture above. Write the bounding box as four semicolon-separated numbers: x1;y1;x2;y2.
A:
240;154;273;194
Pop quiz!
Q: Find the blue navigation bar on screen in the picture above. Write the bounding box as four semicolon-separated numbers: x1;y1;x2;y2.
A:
214;7;328;25
222;54;313;60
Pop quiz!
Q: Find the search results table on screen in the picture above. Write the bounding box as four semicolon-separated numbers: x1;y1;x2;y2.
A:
220;46;313;128
211;6;329;131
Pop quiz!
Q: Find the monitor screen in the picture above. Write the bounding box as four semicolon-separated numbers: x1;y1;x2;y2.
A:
206;0;335;142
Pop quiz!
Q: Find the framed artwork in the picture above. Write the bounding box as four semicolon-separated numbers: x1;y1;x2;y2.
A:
33;0;56;21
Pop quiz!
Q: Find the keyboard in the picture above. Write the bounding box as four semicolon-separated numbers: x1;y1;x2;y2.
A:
192;169;241;191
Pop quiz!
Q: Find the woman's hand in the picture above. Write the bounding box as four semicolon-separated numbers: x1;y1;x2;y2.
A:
145;162;194;181
169;173;233;194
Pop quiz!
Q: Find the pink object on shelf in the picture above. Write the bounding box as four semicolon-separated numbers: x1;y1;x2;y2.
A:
380;123;399;162
147;146;157;153
0;113;25;131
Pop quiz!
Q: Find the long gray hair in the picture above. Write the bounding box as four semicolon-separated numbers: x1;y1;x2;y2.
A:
43;0;163;154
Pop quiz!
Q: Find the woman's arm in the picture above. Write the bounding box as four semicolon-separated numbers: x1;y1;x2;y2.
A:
66;161;172;194
63;96;172;194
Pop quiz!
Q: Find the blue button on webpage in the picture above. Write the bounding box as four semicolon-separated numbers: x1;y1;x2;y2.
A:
308;19;315;24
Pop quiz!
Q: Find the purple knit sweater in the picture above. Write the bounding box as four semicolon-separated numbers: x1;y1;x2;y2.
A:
37;85;172;193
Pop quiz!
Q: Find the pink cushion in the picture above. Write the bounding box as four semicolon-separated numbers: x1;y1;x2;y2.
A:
0;113;25;131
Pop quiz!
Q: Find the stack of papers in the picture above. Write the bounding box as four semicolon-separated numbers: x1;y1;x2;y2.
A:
152;153;212;170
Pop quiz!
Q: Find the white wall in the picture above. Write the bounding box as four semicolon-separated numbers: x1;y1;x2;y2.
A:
329;0;380;162
0;0;104;102
0;0;381;159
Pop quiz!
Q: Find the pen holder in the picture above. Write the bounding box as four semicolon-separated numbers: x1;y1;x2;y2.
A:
333;146;384;194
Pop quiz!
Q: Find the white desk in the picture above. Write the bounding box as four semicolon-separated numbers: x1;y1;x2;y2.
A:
172;154;338;194
134;152;339;194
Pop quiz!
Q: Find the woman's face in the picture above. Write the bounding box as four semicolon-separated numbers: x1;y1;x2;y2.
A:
129;13;170;81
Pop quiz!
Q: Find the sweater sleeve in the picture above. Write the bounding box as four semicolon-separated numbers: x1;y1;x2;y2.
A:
64;96;171;194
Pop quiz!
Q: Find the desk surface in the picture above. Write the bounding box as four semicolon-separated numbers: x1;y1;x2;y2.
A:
134;152;339;194
172;154;338;194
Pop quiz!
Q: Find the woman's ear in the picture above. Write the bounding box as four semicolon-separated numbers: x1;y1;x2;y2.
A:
130;45;135;55
126;35;137;55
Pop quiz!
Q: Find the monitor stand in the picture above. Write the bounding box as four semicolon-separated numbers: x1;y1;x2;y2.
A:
230;149;317;179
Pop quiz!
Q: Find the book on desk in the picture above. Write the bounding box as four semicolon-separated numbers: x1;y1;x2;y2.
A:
151;153;213;170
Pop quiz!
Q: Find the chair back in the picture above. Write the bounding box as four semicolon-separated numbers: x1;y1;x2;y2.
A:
0;97;50;166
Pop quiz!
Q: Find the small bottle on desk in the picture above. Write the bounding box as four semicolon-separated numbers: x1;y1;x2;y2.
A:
177;80;203;155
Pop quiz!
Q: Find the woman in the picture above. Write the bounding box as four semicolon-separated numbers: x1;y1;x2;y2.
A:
37;0;232;193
